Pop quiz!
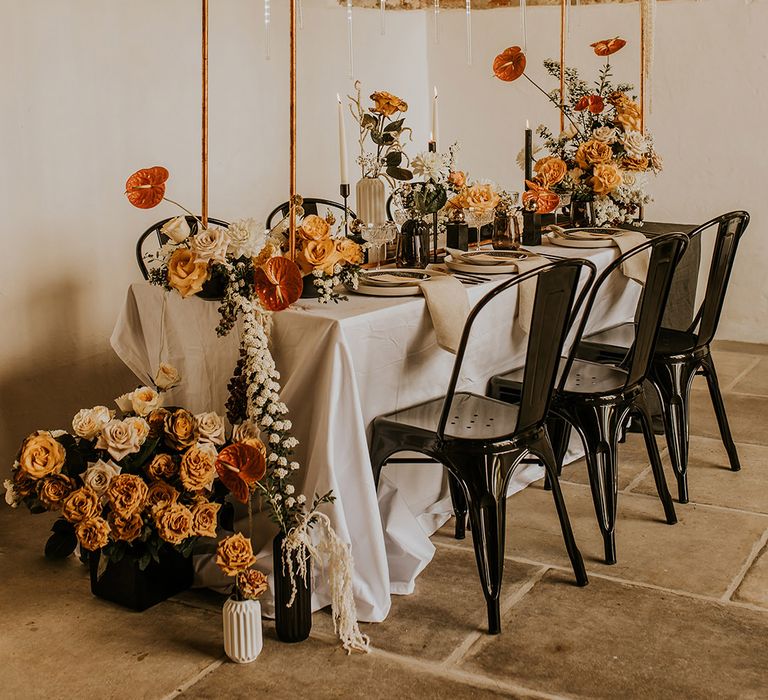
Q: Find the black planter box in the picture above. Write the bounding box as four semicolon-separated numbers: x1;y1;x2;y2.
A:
89;548;194;612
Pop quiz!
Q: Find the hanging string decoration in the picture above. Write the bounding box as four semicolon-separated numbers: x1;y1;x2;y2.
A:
640;0;656;127
434;0;440;44
465;0;472;66
380;0;386;35
347;0;354;78
264;0;271;60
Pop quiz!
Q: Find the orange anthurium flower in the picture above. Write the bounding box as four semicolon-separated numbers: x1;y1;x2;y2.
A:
253;256;303;312
493;46;527;82
591;37;627;57
574;94;605;114
125;166;169;209
215;439;267;504
523;181;560;215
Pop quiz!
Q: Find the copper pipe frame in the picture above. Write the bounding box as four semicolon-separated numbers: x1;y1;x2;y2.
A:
640;5;645;134
289;0;297;261
202;0;209;228
559;0;565;133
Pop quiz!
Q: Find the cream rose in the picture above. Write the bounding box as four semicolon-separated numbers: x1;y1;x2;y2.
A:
592;163;623;195
190;227;229;264
195;412;225;446
106;473;148;517
76;517;111;551
81;459;122;497
114;393;134;413
161;216;191;244
190;501;220;538
179;445;216;492
129;387;163;417
72;406;113;440
232;421;260;442
621;130;647;159
167;249;210;299
154;502;193;545
154;363;181;391
62;487;101;523
19;431;66;479
592;126;618;144
298;214;331;242
96;419;145;462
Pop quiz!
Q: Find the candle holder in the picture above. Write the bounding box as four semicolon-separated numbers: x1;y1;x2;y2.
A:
340;183;350;237
522;208;542;246
427;141;439;262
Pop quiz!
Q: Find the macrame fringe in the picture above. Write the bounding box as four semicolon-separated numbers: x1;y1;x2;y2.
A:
282;512;370;654
640;0;656;114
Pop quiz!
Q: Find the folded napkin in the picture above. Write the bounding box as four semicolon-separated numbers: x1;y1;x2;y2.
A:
446;248;522;266
513;256;550;333
417;275;470;353
363;272;421;286
612;229;649;284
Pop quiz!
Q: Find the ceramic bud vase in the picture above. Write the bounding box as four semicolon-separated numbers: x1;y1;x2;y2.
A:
222;597;263;663
273;534;312;643
355;177;386;226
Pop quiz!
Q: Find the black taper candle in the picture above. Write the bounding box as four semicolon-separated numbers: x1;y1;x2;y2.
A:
428;140;439;262
524;126;533;185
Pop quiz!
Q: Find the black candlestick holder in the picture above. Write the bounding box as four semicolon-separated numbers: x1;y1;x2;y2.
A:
340;183;350;237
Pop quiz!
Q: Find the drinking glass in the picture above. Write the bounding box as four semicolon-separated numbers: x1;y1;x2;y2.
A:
464;208;495;250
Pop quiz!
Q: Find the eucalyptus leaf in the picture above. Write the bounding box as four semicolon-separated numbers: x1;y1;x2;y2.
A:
383;118;405;133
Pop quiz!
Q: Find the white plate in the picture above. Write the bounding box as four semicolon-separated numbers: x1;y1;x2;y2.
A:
444;252;533;275
547;227;625;249
351;268;448;297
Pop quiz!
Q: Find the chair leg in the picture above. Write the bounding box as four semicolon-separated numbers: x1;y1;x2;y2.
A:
700;351;741;473
652;361;696;504
633;395;677;525
563;404;621;565
542;416;570;491
533;437;588;587
448;474;468;540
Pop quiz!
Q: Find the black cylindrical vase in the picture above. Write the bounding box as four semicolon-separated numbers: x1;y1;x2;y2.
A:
273;533;312;643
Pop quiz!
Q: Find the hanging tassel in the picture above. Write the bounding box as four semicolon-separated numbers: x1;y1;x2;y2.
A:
520;0;527;54
346;0;354;79
434;0;440;44
465;0;472;66
640;0;656;125
264;0;271;60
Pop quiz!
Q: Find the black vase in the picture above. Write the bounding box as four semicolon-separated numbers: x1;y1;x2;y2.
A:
89;547;193;611
300;275;321;298
273;533;312;643
396;219;430;269
569;200;596;228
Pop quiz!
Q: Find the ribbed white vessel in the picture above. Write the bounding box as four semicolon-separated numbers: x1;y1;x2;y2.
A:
222;598;263;664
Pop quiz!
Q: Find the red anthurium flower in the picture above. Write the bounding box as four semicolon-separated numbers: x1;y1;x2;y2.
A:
253;256;303;312
523;181;560;215
574;94;605;114
125;166;169;209
591;37;627;57
493;46;527;82
215;439;267;504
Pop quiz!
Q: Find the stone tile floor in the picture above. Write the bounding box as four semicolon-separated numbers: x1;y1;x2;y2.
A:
2;342;768;699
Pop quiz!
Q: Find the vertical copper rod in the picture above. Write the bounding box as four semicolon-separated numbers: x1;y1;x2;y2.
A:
202;0;209;228
640;5;645;134
289;0;297;261
559;0;565;133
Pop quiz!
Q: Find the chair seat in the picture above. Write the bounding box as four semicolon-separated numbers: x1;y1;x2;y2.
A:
380;392;520;441
496;358;630;396
580;323;699;359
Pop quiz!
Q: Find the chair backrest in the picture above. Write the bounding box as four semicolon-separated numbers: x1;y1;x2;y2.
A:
436;258;596;440
136;216;229;280
560;232;689;392
686;211;750;350
265;199;356;231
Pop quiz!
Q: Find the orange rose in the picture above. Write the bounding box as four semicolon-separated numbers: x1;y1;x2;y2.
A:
297;240;342;275
153;502;192;545
370;91;408;117
19;431;66;479
163;409;199;451
591;163;623;195
147;408;170;438
335;238;363;265
146;480;179;509
190;501;221;538
37;474;75;510
534;157;568;187
167;248;210;299
237;569;268;599
464;184;500;214
575;140;613;170
146;453;177;481
622;155;650;172
179;445;216;492
62;487;101;523
76;517;111;551
298;214;330;241
215;533;257;576
106;473;148;517
615;103;642;133
109;511;143;543
447;171;466;188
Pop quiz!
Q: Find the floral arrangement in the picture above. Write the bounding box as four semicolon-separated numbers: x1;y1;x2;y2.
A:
348;81;413;184
494;38;663;226
4;384;230;570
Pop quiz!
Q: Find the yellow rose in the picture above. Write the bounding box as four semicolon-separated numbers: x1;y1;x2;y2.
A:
298;215;330;241
297;240;342;275
534;156;568;187
335;238;363;265
591;163;623;195
621;155;650;172
575;140;613;170
190;501;221;539
237;569;269;599
19;431;66;479
108;511;143;543
465;184;501;214
76;517;111;551
615;103;642;133
163;409;199;451
62;487;101;523
146;480;179;510
370;91;408;117
215;533;257;576
106;473;148;517
37;474;75;510
179;445;216;492
167;248;210;299
154;502;193;545
146;452;177;481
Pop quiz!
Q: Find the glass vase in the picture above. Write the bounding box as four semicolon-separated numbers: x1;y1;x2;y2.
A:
492;210;521;250
396;219;430;269
568;200;596;228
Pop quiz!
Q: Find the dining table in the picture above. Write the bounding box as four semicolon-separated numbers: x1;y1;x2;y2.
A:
110;221;700;622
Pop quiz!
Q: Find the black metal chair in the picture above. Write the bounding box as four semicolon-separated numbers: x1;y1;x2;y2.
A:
135;215;229;280
490;233;689;565
370;259;596;634
576;211;750;503
265;199;355;231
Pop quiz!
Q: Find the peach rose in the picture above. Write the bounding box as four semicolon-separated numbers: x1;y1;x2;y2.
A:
298;215;331;241
109;511;143;543
72;406;113;440
62;487;101;523
591;163;623;195
215;533;257;576
76;517;111;551
179;445;216;492
621;155;650;172
146;453;177;480
154;502;193;545
370;91;408;117
167;248;210;299
237;569;268;599
575;140;613;170
190;227;229;264
19;431;66;479
146;480;179;509
163;409;199;451
447;171;466;189
534;156;568;187
37;474;75;510
190;501;221;539
615;104;642;133
106;473;148;517
465;184;501;214
335;238;363;265
298;240;342;275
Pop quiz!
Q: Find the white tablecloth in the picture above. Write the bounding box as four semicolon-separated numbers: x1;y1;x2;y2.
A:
110;243;641;622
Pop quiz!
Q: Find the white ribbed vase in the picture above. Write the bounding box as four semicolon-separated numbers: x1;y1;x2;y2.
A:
222;597;263;664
